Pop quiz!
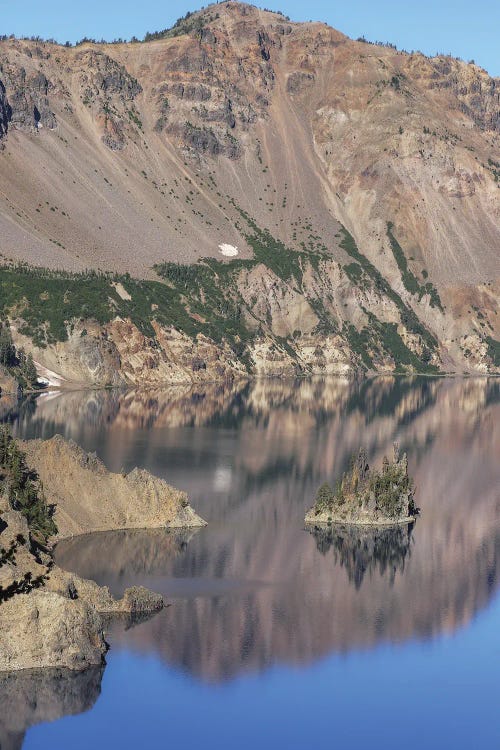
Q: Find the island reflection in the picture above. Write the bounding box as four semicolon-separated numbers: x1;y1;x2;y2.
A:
7;376;500;683
308;522;415;589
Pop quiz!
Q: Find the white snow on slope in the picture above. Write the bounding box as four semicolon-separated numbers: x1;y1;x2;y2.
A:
218;244;239;257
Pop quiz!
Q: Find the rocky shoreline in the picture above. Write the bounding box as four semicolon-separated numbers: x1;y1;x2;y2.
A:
305;510;417;527
0;432;206;672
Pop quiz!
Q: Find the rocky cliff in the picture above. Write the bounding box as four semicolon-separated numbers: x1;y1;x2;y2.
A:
0;504;164;672
0;430;205;672
0;2;498;378
21;434;206;538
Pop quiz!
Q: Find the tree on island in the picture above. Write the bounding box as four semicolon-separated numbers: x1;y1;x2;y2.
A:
309;444;417;522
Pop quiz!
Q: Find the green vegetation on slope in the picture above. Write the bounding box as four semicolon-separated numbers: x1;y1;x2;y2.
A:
485;336;500;367
0;212;443;375
0;268;116;346
339;226;439;371
0;425;57;543
0;425;53;603
0;265;231;347
386;222;443;310
0;322;38;388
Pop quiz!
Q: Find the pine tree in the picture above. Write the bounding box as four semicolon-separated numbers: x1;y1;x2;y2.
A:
0;425;57;541
24;353;38;384
0;324;16;368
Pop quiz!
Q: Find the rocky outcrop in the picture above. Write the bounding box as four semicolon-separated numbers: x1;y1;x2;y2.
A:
0;495;165;672
412;55;500;133
0;591;106;672
0;426;205;672
0;63;56;133
74;49;142;150
305;445;418;526
45;565;164;617
0;79;9;140
21;434;206;538
0;501;105;672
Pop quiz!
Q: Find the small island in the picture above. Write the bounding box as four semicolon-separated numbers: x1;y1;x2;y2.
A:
305;444;418;527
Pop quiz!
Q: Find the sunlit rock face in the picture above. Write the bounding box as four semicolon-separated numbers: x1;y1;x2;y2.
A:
43;377;500;683
0;3;499;379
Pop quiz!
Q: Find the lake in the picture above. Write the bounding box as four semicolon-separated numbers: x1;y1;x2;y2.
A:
1;376;499;749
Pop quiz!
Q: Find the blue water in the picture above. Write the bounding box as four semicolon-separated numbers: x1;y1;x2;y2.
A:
2;377;499;748
25;597;500;749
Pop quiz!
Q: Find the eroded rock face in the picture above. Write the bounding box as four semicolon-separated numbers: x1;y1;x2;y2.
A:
0;63;56;133
0;490;165;672
0;591;106;672
21;434;206;539
0;80;9;139
74;49;142;150
0;3;498;378
414;55;500;132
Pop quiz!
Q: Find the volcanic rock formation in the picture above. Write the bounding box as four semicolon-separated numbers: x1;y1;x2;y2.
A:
0;3;498;378
305;444;418;525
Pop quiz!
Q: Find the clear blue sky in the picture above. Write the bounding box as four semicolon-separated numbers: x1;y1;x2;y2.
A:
1;0;498;76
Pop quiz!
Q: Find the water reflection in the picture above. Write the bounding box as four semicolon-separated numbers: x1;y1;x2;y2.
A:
0;665;104;750
308;522;415;589
3;377;500;686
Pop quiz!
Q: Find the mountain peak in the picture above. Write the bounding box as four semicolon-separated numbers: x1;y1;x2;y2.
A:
0;1;498;376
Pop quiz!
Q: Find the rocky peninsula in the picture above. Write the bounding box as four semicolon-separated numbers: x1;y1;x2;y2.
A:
0;427;206;672
22;435;206;539
305;445;418;527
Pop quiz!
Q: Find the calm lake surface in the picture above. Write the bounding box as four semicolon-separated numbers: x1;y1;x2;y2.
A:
1;377;499;749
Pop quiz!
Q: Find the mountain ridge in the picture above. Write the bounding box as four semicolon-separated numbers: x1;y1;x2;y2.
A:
0;1;498;378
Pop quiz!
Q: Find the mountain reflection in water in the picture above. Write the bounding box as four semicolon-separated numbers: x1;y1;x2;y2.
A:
5;376;500;687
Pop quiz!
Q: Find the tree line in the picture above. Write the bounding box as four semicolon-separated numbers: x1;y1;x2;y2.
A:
0;322;38;387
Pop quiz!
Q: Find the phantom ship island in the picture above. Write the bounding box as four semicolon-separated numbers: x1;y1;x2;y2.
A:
305;445;418;527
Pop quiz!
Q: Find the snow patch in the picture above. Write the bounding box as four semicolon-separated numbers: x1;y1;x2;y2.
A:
218;244;239;257
34;362;67;389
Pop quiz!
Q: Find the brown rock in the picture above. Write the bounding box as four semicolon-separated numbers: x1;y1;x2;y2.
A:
21;434;207;539
0;591;107;672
